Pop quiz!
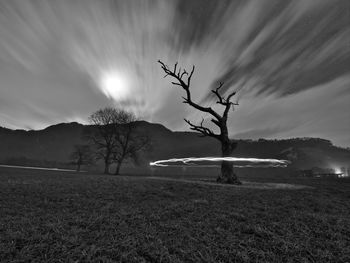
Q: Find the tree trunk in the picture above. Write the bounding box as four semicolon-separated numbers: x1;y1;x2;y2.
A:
104;162;110;174
76;163;81;172
114;161;122;175
217;139;241;184
217;161;241;184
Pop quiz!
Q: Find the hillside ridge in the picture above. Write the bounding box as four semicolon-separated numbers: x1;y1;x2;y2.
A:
0;121;349;169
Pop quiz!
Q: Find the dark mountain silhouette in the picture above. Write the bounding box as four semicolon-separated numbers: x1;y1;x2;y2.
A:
0;121;349;170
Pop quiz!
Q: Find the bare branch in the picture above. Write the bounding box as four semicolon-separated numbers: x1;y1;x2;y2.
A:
226;90;236;103
177;67;181;78
211;118;221;126
180;70;188;79
223;91;239;118
171;82;182;86
187;65;195;86
158;60;221;121
211;82;224;105
184;118;220;140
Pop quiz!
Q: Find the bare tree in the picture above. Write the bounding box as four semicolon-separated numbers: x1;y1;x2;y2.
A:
86;107;120;174
112;114;151;175
158;60;241;184
87;107;150;175
70;144;93;172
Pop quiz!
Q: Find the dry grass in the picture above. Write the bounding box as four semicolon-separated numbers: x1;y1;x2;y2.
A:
0;167;349;262
145;176;312;190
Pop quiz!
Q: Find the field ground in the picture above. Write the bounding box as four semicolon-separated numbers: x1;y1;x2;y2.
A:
0;167;349;262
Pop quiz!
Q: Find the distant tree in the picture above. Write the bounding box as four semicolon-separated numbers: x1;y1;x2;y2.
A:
70;144;93;172
86;107;121;174
111;111;151;175
159;60;241;184
86;107;150;175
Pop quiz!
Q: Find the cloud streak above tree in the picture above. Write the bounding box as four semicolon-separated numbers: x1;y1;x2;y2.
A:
0;0;349;146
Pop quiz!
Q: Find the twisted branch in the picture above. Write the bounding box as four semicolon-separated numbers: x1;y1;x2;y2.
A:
184;118;220;139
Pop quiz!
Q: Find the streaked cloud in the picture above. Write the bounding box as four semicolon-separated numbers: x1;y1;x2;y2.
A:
0;0;349;146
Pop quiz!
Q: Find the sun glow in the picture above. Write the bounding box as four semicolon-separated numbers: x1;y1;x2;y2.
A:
99;71;129;101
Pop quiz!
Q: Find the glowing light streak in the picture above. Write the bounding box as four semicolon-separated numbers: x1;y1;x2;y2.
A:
150;157;290;167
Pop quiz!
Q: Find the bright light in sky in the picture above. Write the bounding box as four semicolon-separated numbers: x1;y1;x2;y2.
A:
0;0;349;146
99;71;129;101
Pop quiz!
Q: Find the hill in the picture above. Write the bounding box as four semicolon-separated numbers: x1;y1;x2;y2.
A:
0;121;349;170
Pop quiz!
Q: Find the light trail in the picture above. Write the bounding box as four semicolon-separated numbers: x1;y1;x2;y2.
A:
150;157;290;167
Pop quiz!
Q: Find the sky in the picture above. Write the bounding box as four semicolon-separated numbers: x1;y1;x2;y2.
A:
0;0;349;147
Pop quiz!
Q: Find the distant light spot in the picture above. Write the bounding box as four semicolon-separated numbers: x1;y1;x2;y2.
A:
99;70;129;101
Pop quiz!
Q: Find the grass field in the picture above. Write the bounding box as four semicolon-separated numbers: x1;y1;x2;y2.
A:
0;167;349;262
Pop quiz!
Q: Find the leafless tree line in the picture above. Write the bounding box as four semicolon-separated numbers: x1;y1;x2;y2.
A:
71;107;150;175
